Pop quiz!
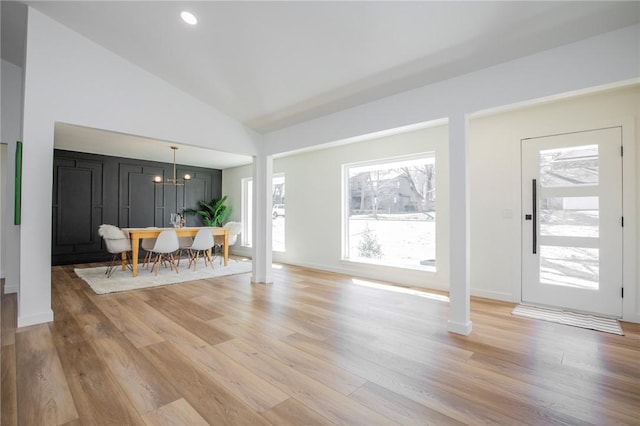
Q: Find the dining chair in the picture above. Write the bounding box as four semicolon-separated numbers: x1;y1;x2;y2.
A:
141;238;155;269
187;228;214;271
98;224;132;278
214;221;242;264
149;230;180;276
176;236;194;267
141;227;159;269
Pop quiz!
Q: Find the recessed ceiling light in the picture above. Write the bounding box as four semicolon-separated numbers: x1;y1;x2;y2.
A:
181;11;197;25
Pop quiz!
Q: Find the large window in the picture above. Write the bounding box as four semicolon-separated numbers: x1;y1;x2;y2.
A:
343;153;436;270
241;175;285;251
272;174;285;252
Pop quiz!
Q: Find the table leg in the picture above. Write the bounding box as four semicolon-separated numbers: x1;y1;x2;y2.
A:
132;236;140;277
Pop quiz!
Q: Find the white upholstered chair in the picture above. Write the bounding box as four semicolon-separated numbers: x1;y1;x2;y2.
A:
98;224;132;278
186;228;214;271
149;230;180;276
214;221;242;264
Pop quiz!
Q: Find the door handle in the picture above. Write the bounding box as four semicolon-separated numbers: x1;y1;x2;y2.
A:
532;179;537;254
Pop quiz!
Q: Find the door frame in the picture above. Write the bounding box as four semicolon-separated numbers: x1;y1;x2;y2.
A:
514;117;637;322
521;128;622;316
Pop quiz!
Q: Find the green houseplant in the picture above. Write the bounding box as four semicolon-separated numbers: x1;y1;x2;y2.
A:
184;196;232;227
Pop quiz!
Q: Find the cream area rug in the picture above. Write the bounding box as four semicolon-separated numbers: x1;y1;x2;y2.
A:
512;304;624;335
75;259;252;295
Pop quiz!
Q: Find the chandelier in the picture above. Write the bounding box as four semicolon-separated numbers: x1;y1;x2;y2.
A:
153;146;191;185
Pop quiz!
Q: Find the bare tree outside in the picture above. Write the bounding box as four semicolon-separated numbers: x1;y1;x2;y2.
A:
399;164;436;215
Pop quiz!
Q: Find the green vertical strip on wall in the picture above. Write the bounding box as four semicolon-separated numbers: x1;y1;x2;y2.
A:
14;141;22;225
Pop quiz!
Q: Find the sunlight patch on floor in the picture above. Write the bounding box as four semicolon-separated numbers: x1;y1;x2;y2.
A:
351;278;449;302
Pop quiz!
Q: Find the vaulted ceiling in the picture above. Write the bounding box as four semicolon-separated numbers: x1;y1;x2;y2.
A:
2;1;638;169
6;1;640;133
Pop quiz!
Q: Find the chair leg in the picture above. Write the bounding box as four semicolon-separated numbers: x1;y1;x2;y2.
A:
168;253;179;274
125;252;133;271
205;250;214;269
193;251;200;271
105;254;118;278
151;253;163;276
187;251;193;270
142;251;152;269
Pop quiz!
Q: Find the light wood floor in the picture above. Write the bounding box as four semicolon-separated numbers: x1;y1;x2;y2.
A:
2;262;640;425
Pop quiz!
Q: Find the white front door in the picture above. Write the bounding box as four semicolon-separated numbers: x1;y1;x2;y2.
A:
521;127;623;317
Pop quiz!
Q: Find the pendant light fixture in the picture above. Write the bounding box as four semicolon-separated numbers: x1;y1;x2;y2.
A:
153;146;191;185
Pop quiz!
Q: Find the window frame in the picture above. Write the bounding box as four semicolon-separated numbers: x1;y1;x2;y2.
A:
272;173;285;252
342;152;436;271
240;174;286;252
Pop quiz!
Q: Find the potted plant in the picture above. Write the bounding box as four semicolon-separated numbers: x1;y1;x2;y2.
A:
184;196;232;227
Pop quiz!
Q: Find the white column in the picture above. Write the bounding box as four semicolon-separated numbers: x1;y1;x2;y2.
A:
447;113;472;335
3;143;20;294
0;142;21;295
1;60;23;295
17;131;55;327
251;153;273;284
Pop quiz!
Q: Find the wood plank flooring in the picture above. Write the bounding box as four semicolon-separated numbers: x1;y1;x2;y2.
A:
2;262;640;425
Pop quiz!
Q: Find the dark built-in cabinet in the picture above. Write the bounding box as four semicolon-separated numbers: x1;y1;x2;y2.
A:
52;149;222;265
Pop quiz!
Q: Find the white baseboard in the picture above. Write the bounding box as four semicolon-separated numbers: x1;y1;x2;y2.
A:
470;289;515;303
621;313;640;324
447;320;473;335
287;260;450;291
17;309;54;328
291;260;354;276
272;260;517;306
232;247;252;258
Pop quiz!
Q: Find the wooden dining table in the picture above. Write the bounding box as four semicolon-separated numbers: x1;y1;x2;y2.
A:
122;227;229;277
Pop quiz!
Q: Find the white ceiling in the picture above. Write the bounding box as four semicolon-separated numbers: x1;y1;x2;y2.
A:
54;123;252;169
3;1;640;168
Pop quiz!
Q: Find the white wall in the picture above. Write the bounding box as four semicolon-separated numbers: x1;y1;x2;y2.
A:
1;59;23;292
255;23;638;327
264;24;639;155
18;8;261;327
228;86;640;320
469;86;639;320
224;124;451;289
229;87;640;323
222;165;246;229
0;144;5;279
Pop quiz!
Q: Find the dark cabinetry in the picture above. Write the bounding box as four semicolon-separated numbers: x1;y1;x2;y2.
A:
52;149;221;265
